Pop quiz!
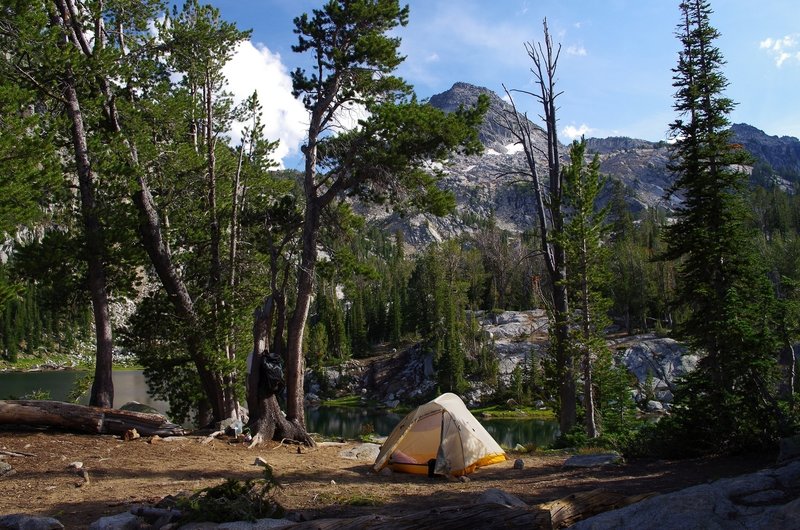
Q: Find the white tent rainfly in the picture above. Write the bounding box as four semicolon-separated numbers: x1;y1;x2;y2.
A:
373;393;507;477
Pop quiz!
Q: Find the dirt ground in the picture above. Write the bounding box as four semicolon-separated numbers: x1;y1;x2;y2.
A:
0;428;777;529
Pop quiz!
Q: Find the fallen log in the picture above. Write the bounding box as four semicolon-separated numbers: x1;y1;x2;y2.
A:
0;400;185;437
543;488;658;528
288;503;552;530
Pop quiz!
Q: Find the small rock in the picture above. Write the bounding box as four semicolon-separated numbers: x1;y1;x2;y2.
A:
123;428;140;441
253;456;269;467
0;514;64;529
476;488;528;507
149;435;161;444
458;475;470;482
513;459;524;470
0;461;14;477
330;479;336;485
67;461;83;470
379;467;393;476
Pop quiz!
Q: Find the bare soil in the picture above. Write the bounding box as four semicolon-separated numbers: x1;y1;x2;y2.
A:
0;429;776;529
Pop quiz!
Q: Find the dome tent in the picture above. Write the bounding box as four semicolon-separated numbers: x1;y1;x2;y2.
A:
373;393;506;476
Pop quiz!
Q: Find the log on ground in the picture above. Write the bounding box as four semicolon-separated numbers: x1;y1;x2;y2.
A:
0;400;184;437
289;502;552;530
543;488;658;528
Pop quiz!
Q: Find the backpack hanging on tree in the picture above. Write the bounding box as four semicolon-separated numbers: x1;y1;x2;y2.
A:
259;353;285;396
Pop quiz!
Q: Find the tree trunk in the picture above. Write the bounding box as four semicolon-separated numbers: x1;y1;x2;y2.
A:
247;295;315;447
133;175;228;423
581;248;598;438
53;1;114;409
284;188;322;426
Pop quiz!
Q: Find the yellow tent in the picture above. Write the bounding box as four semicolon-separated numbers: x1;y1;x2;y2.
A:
373;393;506;476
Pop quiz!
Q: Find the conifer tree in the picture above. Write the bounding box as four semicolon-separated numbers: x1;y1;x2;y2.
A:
559;139;610;438
664;0;781;451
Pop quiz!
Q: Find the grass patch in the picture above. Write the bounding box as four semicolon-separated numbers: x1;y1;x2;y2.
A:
471;404;556;420
316;491;384;507
321;395;367;407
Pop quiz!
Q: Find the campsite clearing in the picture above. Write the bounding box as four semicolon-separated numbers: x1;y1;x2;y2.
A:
0;429;775;528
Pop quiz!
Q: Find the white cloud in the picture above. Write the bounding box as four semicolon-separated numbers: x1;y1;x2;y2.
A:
562;124;592;140
223;41;308;168
760;34;800;67
425;52;440;62
566;45;587;57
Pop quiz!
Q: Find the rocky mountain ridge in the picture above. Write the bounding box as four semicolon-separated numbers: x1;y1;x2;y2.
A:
367;82;800;248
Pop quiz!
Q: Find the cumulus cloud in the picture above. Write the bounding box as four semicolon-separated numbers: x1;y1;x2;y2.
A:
566;45;587;57
223;41;308;168
760;34;800;67
562;124;592;140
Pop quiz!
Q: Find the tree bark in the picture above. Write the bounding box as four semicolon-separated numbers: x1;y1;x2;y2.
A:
284;133;324;426
247;295;315;447
52;0;114;409
133;175;227;423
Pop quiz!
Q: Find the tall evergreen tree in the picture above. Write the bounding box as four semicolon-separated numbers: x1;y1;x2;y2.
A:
559;139;610;438
663;0;781;452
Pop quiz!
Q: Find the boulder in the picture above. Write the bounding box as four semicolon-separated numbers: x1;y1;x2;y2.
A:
563;453;623;468
572;459;800;530
88;512;142;530
476;488;528;508
119;401;164;417
0;514;64;530
339;443;381;461
646;400;664;413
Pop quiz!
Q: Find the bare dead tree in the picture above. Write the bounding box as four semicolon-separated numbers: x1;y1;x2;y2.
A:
496;19;576;433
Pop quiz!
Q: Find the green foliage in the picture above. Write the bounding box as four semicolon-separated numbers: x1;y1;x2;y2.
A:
408;241;471;394
68;372;94;404
661;0;783;453
177;465;284;523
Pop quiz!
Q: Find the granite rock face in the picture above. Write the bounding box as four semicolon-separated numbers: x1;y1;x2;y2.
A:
572;460;800;530
368;83;800;250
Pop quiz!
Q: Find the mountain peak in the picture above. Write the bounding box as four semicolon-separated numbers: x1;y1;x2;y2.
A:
428;82;539;147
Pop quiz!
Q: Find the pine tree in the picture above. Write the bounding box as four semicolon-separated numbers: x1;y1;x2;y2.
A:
663;0;781;452
559;139;611;438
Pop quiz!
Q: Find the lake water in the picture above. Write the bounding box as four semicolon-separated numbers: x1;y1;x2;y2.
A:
0;370;559;447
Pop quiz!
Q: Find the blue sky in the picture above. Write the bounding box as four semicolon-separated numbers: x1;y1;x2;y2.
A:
209;0;800;169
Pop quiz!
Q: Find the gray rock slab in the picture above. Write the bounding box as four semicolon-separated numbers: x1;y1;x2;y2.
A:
338;443;381;461
562;453;623;468
0;514;64;530
88;512;141;530
572;459;800;530
476;488;528;508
